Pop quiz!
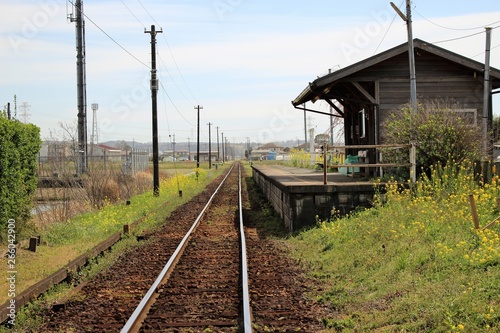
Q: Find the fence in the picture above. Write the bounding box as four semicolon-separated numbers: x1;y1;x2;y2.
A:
37;149;149;178
321;143;416;182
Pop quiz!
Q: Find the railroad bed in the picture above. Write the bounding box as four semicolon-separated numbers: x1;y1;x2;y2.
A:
40;163;325;332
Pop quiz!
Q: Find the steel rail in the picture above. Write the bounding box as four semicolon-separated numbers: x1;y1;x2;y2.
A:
239;165;253;332
121;163;235;333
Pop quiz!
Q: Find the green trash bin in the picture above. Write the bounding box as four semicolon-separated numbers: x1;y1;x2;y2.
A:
339;155;359;175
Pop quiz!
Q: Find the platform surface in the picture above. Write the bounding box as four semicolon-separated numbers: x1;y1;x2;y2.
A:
251;164;376;187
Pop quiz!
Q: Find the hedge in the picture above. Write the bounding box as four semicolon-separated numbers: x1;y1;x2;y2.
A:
0;114;41;241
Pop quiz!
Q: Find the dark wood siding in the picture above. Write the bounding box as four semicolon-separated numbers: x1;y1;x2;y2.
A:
347;50;484;131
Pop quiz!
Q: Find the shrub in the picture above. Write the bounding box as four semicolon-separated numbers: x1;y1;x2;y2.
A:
381;99;483;174
0;115;41;241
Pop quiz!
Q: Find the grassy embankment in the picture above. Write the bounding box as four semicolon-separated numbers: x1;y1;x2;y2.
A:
0;163;227;306
287;164;500;332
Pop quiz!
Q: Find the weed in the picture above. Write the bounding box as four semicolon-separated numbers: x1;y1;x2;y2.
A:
288;161;500;331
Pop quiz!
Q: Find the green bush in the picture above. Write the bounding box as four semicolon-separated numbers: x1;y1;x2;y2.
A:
381;100;483;173
0;115;41;241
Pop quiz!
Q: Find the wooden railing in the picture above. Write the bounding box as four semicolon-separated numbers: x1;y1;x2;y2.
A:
320;143;417;183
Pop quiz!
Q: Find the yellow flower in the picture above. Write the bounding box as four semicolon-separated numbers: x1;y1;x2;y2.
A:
457;324;464;330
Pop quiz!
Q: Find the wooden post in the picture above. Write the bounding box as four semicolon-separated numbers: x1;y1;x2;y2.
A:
123;224;130;234
29;237;37;252
410;142;416;183
468;194;480;230
323;144;327;185
483;160;491;184
474;160;481;183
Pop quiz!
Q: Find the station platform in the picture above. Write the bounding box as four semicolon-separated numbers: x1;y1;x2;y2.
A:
251;164;374;186
251;164;380;232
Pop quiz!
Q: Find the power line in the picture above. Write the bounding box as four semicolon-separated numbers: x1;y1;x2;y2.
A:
137;0;160;27
67;0;149;69
431;25;500;45
372;3;400;56
160;35;200;105
471;42;500;59
158;79;195;127
432;30;487;45
415;9;500;31
120;0;146;29
157;52;198;107
133;0;199;104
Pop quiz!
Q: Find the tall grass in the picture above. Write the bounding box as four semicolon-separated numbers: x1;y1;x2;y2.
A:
0;167;220;306
43;168;210;246
288;162;500;332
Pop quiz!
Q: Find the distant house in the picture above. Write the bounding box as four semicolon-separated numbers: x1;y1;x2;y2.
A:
93;144;122;162
252;142;284;160
293;38;500;158
256;142;283;152
40;140;74;162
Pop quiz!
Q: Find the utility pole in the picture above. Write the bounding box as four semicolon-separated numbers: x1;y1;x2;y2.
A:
329;69;334;146
221;132;225;163
90;103;98;157
195;105;203;168
145;25;162;196
391;0;417;112
303;103;307;151
207;122;212;169
216;126;220;162
70;0;88;175
170;133;176;160
187;137;191;161
483;27;492;158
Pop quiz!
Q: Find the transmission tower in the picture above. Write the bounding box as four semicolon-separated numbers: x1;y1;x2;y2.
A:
19;102;31;123
90;103;98;156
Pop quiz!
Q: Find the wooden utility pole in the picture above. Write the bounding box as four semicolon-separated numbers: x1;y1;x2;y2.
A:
195;105;203;168
216;126;220;162
221;132;225;163
145;25;162;196
208;122;212;169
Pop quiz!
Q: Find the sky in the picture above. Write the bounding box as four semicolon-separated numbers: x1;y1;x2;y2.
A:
1;0;500;146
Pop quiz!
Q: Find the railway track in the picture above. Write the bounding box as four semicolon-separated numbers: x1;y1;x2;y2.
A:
40;162;325;332
122;163;250;332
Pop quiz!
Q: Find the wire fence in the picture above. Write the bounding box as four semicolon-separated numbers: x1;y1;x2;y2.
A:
37;149;149;178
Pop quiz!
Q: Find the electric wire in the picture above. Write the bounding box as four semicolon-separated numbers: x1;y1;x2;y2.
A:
431;25;500;45
160;34;200;105
372;6;399;55
137;0;161;27
158;77;196;128
67;0;149;69
157;52;198;116
134;0;200;104
137;6;206;138
471;43;500;60
117;0;199;139
120;0;146;29
414;9;500;31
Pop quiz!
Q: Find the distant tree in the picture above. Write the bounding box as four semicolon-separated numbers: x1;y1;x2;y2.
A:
315;133;329;144
115;140;131;151
381;99;483;173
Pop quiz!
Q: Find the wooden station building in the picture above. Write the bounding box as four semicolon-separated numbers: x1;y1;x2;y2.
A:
292;38;500;157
